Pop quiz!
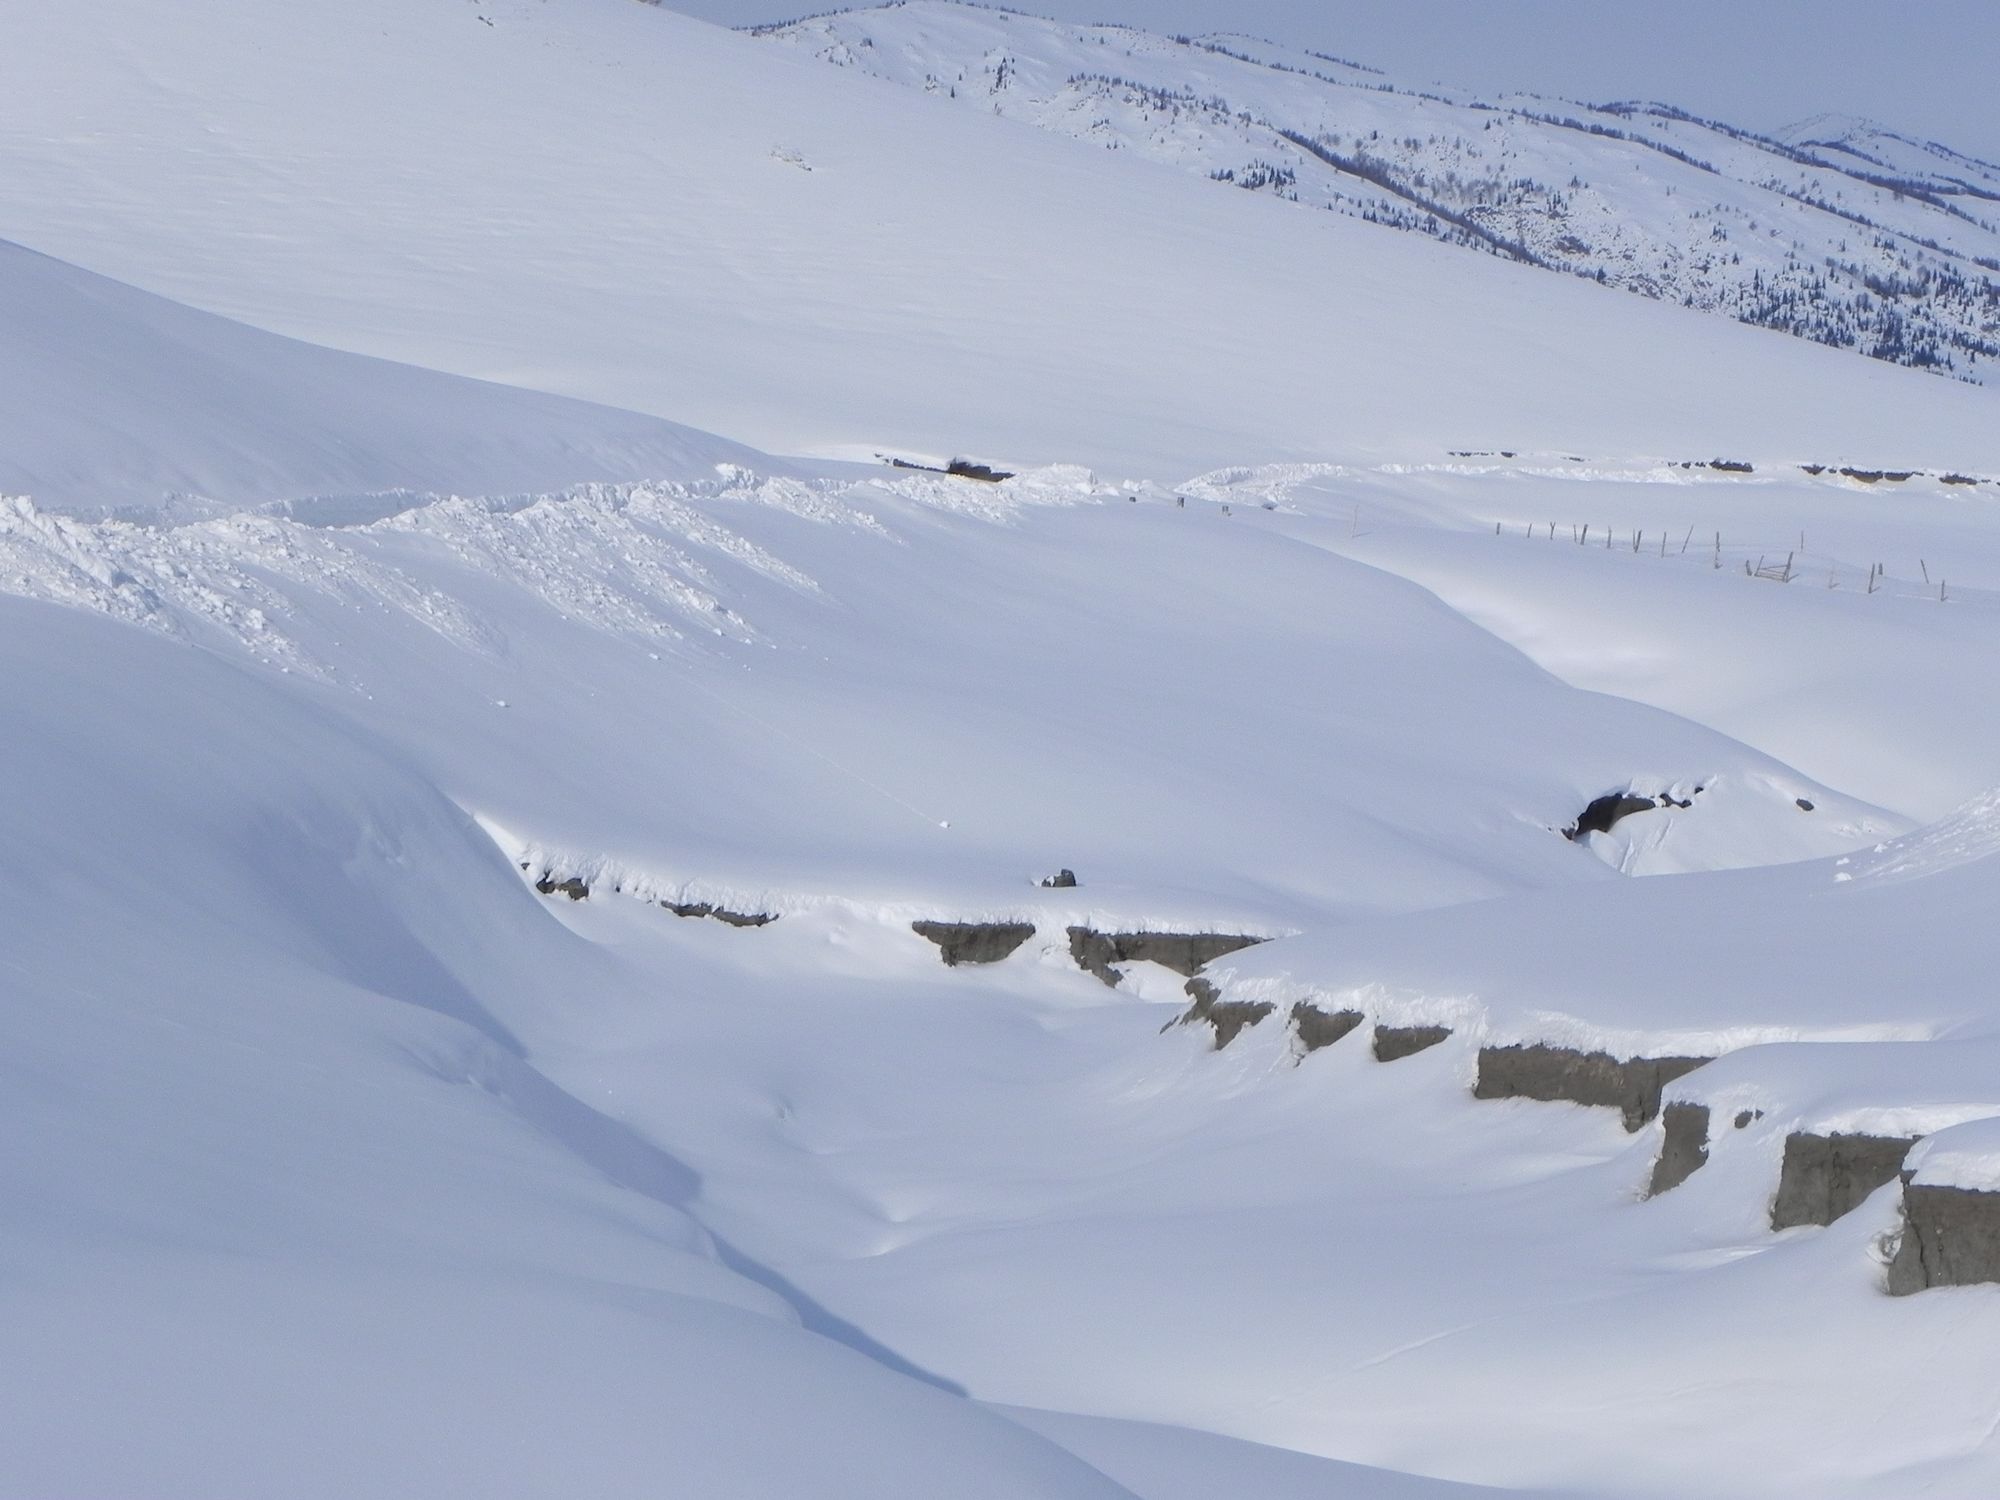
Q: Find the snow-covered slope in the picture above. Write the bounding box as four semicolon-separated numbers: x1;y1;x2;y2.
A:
7;446;2000;1496
8;3;2000;1497
759;2;2000;384
0;239;761;514
0;468;1911;925
0;596;1165;1500
1;0;1998;479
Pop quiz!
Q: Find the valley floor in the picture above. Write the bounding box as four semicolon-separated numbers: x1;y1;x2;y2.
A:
8;452;2000;1498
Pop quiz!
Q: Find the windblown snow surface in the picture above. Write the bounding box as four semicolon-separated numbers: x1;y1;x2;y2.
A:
5;2;2000;1498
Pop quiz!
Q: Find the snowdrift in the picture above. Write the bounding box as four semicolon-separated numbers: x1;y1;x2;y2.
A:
0;238;760;513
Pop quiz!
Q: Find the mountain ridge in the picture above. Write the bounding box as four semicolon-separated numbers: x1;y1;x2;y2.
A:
756;0;2000;383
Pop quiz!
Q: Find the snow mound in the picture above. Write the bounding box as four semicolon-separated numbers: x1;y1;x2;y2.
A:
0;238;762;513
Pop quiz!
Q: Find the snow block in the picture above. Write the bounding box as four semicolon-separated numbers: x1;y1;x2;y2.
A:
1647;1103;1711;1196
1887;1182;2000;1294
1770;1131;1918;1229
1473;1045;1711;1131
663;901;777;928
1066;927;1266;987
1290;1001;1364;1054
911;919;1037;966
1373;1024;1452;1062
1177;978;1275;1051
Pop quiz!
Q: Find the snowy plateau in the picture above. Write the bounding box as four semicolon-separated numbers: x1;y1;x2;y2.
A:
2;1;2000;1497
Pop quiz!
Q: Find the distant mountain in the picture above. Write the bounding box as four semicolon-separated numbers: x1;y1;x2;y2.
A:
756;2;2000;383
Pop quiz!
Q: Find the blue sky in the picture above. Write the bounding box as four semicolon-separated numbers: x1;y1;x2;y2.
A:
673;0;2000;162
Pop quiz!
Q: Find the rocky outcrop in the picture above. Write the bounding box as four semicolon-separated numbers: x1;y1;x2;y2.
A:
521;862;776;925
665;901;777;928
1887;1182;2000;1294
1040;869;1078;888
1566;793;1661;840
1474;1045;1711;1131
1647;1103;1711;1196
886;456;1015;483
1565;788;1696;842
1066;927;1266;987
1373;1024;1452;1061
1769;1131;1918;1229
912;920;1037;966
1290;1002;1363;1054
1177;978;1275;1050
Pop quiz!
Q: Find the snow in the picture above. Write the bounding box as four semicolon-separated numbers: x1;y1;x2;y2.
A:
1907;1118;2000;1194
0;470;1908;921
760;2;2000;385
0;596;1158;1500
7;2;2000;1497
11;443;2000;1496
2;0;1999;484
0;239;759;514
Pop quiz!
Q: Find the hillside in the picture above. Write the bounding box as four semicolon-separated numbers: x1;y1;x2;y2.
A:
1;0;1998;481
759;1;2000;383
5;3;2000;1497
0;239;762;514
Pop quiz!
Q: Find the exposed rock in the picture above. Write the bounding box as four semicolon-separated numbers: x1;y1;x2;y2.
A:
912;919;1037;966
1566;792;1664;841
1474;1044;1711;1131
885;456;1013;483
1647;1103;1711;1196
1290;1002;1363;1054
1066;927;1266;987
1795;798;1816;812
1373;1024;1452;1061
664;901;777;928
1177;978;1275;1050
1941;473;1979;486
1887;1181;2000;1294
1770;1131;1918;1229
534;874;590;901
1734;1108;1763;1130
1708;459;1755;473
1040;868;1078;888
946;458;1014;483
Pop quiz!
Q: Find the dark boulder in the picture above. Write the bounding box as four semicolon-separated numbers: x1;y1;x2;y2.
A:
911;920;1037;966
664;901;777;928
1474;1044;1711;1131
1067;927;1266;988
1647;1103;1711;1196
1177;978;1275;1050
1373;1024;1452;1061
1566;792;1665;841
1290;1002;1363;1054
1887;1181;2000;1294
1769;1131;1918;1229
